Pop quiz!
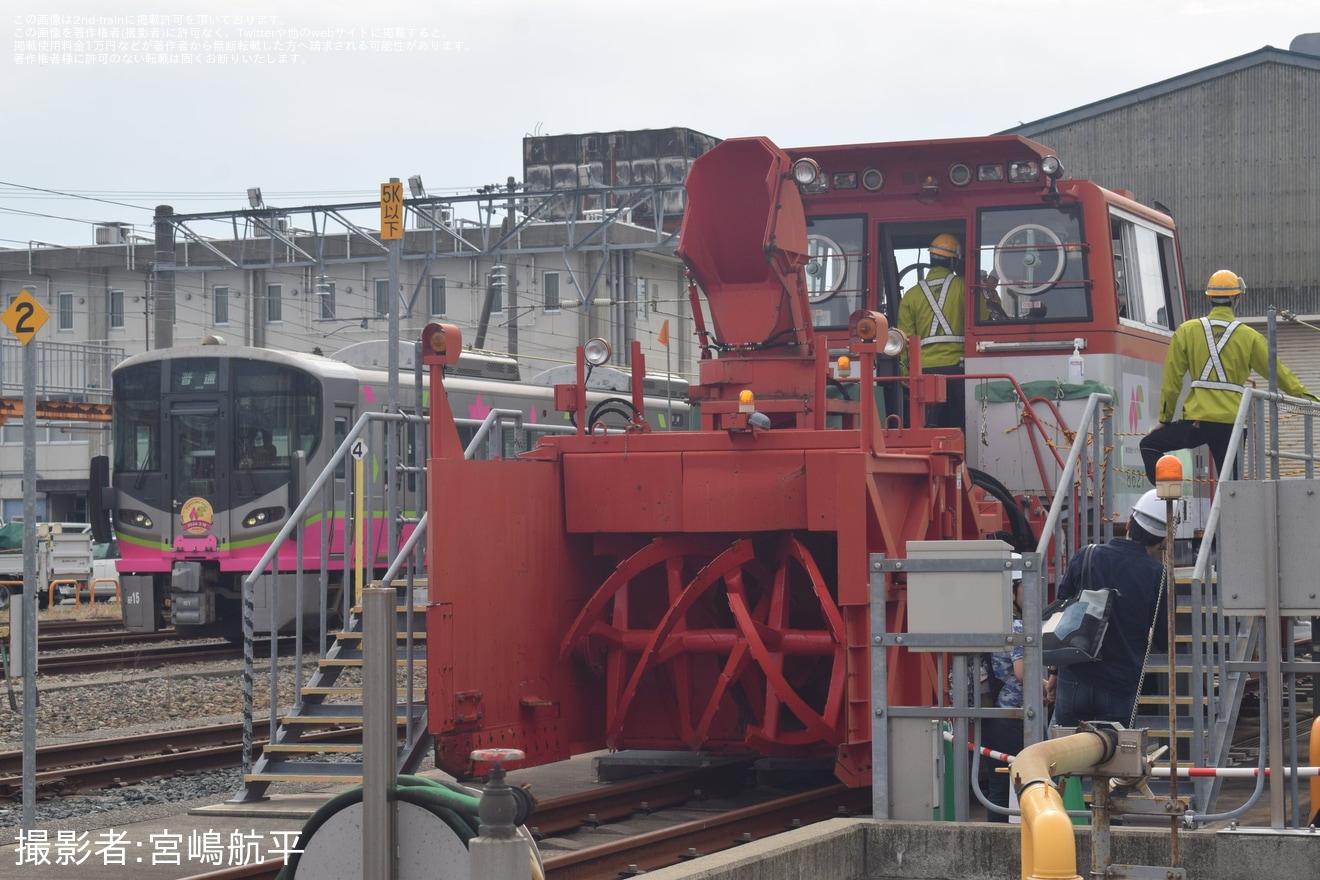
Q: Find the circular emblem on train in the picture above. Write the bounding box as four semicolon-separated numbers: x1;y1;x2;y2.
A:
179;497;215;535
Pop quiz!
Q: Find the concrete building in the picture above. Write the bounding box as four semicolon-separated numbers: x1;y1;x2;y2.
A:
0;129;717;520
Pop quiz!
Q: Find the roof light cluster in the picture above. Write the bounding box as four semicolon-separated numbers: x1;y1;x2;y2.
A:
791;154;1065;195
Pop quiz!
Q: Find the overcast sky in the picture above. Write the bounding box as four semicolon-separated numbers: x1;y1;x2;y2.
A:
3;0;1316;248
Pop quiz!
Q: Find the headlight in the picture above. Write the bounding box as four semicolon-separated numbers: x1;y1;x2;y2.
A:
243;507;285;529
119;509;153;529
883;328;907;359
584;337;611;366
1008;160;1040;183
792;158;821;187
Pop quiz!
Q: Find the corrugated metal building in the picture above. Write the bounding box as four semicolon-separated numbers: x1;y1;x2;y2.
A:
1002;37;1320;443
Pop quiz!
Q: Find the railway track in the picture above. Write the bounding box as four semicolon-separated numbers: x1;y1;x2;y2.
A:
3;636;299;678
21;641;246;676
0;721;361;799
38;627;179;651
32;617;131;636
180;768;870;880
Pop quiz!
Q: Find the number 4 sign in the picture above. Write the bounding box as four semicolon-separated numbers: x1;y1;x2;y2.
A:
1;290;49;345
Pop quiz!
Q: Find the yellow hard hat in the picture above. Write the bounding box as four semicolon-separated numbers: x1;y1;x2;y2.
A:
1205;269;1245;298
930;234;962;260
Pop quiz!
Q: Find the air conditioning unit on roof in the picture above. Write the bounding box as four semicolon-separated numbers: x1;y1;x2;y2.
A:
94;223;129;245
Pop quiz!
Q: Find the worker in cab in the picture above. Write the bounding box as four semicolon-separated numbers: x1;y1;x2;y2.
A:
1140;270;1320;483
898;233;966;429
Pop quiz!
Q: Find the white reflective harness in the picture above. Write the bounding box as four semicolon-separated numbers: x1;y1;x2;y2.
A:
918;274;964;346
1189;317;1245;393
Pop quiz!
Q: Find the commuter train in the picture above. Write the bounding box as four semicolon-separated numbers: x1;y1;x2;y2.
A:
93;338;687;639
422;134;1191;783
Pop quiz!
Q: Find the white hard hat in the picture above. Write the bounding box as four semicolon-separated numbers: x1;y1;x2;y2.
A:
1131;489;1168;538
1010;553;1023;581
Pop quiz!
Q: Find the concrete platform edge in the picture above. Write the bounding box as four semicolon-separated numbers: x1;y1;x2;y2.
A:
635;818;1320;880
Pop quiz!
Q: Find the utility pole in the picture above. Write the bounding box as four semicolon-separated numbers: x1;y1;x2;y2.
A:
153;205;175;349
506;176;518;358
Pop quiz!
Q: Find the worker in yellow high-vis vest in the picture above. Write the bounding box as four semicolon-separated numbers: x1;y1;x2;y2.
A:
1140;269;1319;483
898;233;965;429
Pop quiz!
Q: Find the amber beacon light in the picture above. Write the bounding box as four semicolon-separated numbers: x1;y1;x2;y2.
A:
1154;454;1184;499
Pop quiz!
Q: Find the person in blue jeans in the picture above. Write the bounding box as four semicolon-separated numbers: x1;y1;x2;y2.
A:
1045;490;1168;728
981;561;1024;821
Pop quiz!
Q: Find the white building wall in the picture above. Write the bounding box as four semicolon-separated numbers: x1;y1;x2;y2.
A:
0;239;694;521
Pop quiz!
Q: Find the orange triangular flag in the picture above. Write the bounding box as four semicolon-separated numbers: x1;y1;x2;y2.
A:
657;319;670;348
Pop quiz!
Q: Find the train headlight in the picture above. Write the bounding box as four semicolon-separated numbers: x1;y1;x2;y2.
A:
243;507;285;529
1041;155;1064;180
1008;160;1040;183
584;337;612;367
948;162;972;187
883;328;907;359
119;509;153;529
861;168;885;191
792;158;821;187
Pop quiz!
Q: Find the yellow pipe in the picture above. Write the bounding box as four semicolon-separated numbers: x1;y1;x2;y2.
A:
1011;730;1112;880
1310;716;1320;826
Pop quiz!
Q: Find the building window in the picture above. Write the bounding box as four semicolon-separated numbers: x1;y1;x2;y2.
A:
375;279;391;316
543;272;560;312
213;286;229;325
430;277;446;316
636;278;649;320
109;289;125;329
318;280;336;320
266;283;282;323
58;292;75;331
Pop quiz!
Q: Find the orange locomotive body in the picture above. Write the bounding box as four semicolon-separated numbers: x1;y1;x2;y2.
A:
423;133;1185;786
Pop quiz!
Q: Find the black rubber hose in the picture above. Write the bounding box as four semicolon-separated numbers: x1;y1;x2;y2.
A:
827;377;854;401
277;776;484;879
968;467;1036;551
588;396;642;427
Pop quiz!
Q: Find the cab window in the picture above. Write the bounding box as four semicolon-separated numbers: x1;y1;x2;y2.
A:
1110;209;1181;331
974;205;1088;324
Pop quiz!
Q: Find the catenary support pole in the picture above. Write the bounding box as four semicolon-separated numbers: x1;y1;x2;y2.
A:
362;587;398;879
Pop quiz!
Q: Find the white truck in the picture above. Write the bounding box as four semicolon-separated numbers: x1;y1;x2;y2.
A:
0;521;95;611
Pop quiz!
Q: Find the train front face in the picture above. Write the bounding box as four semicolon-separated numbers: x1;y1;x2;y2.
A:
788;136;1185;517
111;351;330;636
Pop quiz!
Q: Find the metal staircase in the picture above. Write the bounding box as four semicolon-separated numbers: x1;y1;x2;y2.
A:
235;589;431;803
1041;385;1320;819
231;408;538;804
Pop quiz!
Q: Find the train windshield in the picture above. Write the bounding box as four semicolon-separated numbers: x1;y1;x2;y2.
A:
805;216;866;330
233;362;322;469
974;205;1087;323
112;362;161;473
113;356;324;483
